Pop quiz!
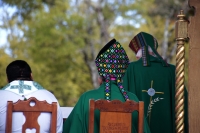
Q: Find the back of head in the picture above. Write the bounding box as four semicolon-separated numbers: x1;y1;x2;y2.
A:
129;32;158;55
129;32;168;66
95;39;130;101
6;60;32;83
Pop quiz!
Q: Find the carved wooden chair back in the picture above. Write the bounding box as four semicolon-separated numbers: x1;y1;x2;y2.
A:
6;97;57;133
89;99;144;133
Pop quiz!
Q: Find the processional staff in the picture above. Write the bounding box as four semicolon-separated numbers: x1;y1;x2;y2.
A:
175;10;189;133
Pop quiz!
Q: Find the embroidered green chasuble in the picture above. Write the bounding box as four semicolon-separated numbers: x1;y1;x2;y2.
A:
63;81;151;133
123;56;188;133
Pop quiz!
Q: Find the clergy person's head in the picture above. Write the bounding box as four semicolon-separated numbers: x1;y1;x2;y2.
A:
129;32;168;66
95;39;130;101
6;60;33;83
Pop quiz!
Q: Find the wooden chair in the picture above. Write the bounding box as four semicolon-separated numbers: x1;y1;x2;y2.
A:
6;97;57;133
89;99;144;133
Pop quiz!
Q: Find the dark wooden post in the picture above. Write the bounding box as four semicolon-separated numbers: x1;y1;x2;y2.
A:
188;0;200;132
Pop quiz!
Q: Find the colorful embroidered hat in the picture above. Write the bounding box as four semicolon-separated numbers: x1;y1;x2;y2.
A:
95;39;129;101
129;32;168;66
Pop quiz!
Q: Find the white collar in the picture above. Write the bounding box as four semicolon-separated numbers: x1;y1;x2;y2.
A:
2;80;44;96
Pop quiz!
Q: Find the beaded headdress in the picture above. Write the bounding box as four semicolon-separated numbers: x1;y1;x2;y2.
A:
129;32;168;66
95;39;129;101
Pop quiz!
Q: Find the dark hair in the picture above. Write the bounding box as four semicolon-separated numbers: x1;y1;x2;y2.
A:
6;60;32;82
98;76;106;82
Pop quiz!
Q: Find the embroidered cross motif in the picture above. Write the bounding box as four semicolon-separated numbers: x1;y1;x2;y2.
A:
142;81;164;96
142;80;164;125
33;82;44;90
1;83;10;90
10;80;31;93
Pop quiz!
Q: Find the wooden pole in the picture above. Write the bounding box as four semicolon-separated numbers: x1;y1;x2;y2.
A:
188;0;200;132
175;10;188;133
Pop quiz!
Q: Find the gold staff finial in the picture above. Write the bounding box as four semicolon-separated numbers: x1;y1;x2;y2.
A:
175;10;188;40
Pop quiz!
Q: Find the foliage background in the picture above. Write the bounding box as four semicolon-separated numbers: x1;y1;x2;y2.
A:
0;0;192;106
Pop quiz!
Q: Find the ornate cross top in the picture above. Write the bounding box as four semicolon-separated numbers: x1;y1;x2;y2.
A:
10;80;31;93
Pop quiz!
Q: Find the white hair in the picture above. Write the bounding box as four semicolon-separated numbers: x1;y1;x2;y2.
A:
136;46;157;59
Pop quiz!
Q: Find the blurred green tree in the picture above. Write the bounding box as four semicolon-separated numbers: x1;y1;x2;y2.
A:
0;0;190;106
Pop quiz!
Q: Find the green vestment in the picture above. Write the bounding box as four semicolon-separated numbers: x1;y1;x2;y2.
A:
63;81;151;133
123;56;188;133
